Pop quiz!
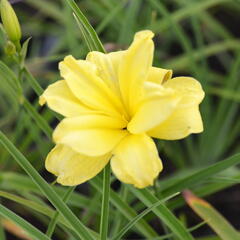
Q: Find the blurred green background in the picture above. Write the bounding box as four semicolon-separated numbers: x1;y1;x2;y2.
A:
0;0;240;239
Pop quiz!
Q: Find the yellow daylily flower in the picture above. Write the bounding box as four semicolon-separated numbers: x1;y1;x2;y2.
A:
40;30;205;188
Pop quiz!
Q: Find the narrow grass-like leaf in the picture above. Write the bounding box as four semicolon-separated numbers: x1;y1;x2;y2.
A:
0;190;70;228
0;221;6;240
129;187;194;240
161;153;240;198
65;0;105;52
46;186;75;237
113;192;179;240
0;131;95;240
96;1;126;34
165;39;240;71
0;203;50;240
0;172;93;209
152;221;206;240
20;37;32;69
22;98;52;139
23;67;43;96
0;61;21;95
90;177;158;238
150;0;228;33
183;190;240;240
25;0;63;23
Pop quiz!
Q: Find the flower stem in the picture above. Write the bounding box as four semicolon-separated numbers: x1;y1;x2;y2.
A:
100;163;111;240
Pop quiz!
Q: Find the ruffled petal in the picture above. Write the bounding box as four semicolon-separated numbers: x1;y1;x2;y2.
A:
127;82;181;134
86;51;122;93
148;106;203;140
39;80;93;117
147;67;172;84
86;51;128;119
118;30;154;116
46;144;111;186
53;114;128;156
59;55;124;119
163;77;205;107
111;134;163;188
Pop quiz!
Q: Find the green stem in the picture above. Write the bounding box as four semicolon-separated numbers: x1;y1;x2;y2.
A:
23;66;43;96
100;163;111;240
46;186;75;237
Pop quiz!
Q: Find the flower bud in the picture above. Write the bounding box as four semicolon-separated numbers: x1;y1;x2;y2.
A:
0;0;21;43
4;40;16;55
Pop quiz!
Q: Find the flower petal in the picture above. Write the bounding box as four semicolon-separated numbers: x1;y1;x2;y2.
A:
148;106;203;140
163;77;205;107
46;144;111;186
147;67;172;84
127;82;181;134
39;80;93;117
111;134;163;188
53;114;128;156
86;51;122;93
59;55;124;118
118;30;154;115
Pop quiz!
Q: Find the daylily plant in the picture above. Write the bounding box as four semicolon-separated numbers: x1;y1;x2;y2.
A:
40;30;204;188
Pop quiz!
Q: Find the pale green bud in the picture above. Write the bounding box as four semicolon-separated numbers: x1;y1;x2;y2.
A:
0;0;21;43
4;40;16;55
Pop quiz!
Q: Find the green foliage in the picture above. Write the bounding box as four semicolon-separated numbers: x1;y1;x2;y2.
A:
0;0;239;239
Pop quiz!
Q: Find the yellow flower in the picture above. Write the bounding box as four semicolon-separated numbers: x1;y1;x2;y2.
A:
40;30;204;188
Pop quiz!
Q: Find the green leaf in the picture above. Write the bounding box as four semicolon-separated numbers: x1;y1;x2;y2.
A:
0;60;21;96
184;190;240;240
0;172;93;209
0;220;6;240
46;186;75;237
23;66;44;96
0;190;70;229
20;37;32;69
90;177;158;239
112;192;179;240
0;203;51;240
65;0;105;52
129;187;194;240
161;153;240;198
0;131;95;240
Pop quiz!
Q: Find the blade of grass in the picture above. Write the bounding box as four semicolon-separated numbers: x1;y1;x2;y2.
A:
183;190;240;240
118;0;141;44
110;185;128;237
22;98;52;139
24;0;63;23
65;0;105;53
96;0;126;34
46;186;75;237
161;153;240;198
165;39;240;71
90;177;158;238
150;0;228;33
112;192;179;240
0;172;94;209
0;203;51;240
152;221;206;240
129;187;194;240
0;131;95;240
23;66;43;96
0;220;6;240
169;172;240;210
0;190;70;228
